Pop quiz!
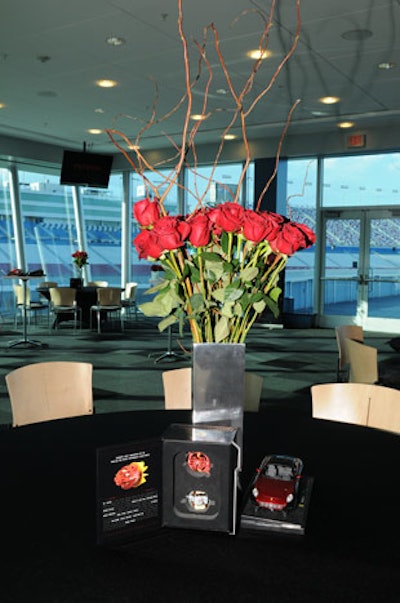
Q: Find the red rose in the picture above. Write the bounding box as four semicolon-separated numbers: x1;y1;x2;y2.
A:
208;202;244;233
133;197;161;227
270;222;316;255
152;216;190;251
134;230;164;260
188;211;212;247
293;222;316;248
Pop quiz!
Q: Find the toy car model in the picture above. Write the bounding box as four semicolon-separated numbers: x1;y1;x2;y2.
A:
251;454;303;511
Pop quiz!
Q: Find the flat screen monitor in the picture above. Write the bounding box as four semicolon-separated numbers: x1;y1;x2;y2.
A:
60;150;113;189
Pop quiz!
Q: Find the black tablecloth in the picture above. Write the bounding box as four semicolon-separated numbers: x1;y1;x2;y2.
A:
1;409;398;602
39;286;97;326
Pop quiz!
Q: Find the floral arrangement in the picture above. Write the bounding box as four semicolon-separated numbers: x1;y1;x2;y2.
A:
134;197;315;344
72;250;89;271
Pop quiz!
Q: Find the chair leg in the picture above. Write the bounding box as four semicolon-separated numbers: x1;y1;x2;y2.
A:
97;309;101;334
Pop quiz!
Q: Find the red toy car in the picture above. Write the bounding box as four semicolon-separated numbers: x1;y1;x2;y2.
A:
251;455;303;511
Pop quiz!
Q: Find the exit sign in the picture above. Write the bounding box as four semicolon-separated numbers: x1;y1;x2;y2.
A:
347;134;366;148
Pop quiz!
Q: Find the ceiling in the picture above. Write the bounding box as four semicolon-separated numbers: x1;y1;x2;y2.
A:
1;0;400;156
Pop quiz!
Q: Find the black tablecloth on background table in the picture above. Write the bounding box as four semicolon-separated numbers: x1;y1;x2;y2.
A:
38;286;97;326
1;409;398;602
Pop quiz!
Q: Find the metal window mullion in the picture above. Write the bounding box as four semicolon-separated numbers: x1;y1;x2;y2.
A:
8;166;26;271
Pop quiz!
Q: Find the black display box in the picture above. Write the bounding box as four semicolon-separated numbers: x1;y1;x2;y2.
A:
162;424;241;534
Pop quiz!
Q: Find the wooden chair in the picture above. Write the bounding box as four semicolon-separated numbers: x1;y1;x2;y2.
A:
5;361;93;427
345;338;379;384
311;382;371;426
90;287;124;333
335;325;364;381
162;367;263;411
13;284;47;327
121;282;138;320
367;385;400;434
49;286;81;331
162;367;192;409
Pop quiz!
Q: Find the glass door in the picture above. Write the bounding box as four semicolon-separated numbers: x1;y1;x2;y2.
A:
320;209;400;332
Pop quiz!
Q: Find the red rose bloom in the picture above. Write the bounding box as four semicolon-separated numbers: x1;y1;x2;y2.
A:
293;222;316;248
208;202;244;233
270;222;315;255
188;211;212;247
152;215;191;251
134;229;164;260
133;197;161;227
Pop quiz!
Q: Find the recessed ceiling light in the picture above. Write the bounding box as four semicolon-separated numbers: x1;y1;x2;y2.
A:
341;29;372;41
87;128;103;135
319;96;340;105
216;88;228;95
247;49;272;60
106;36;126;46
94;108;105;114
337;121;354;129
95;79;118;88
378;61;396;70
0;103;5;109
190;114;205;121
128;144;140;151
223;134;236;140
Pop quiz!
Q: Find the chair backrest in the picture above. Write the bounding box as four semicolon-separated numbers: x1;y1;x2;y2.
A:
311;382;371;426
97;287;122;306
367;384;400;434
88;281;108;287
335;325;364;371
13;284;30;305
124;282;137;301
50;286;76;307
244;373;264;411
5;361;93;427
162;367;263;411
162;367;192;409
345;338;378;384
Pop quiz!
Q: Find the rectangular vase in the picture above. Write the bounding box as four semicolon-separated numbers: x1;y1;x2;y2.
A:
192;343;245;451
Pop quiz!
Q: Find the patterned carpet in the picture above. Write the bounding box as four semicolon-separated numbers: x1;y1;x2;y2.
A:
1;315;398;426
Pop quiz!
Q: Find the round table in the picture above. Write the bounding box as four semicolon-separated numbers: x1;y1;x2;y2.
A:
1;409;398;601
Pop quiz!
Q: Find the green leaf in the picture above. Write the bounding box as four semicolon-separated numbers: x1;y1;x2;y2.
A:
158;314;178;332
264;296;280;318
220;301;234;318
202;251;223;262
205;260;225;281
269;285;282;303
253;299;266;313
220;231;230;254
214;316;230;342
211;288;225;302
224;284;243;302
240;265;259;282
190;293;206;312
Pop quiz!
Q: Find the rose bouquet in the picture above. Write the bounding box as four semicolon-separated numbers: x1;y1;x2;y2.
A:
134;198;315;344
72;250;89;271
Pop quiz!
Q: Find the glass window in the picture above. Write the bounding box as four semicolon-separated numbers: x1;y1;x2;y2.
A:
81;173;123;287
18;170;76;291
322;153;400;208
185;163;252;213
284;159;317;313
